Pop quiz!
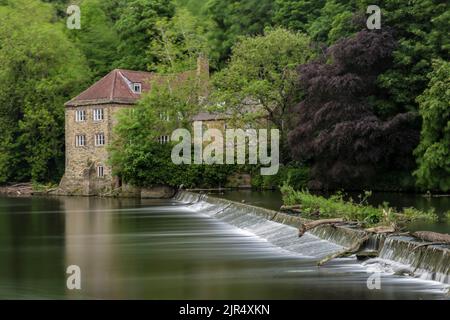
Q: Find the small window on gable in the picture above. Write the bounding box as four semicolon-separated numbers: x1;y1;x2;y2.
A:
133;83;142;94
97;165;104;178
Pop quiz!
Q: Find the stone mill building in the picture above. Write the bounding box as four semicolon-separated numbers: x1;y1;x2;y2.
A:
59;57;209;196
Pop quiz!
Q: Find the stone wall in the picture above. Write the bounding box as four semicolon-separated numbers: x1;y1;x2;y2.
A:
141;186;176;199
61;103;133;195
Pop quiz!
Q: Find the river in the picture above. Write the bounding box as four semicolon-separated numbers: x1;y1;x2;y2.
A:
0;195;448;299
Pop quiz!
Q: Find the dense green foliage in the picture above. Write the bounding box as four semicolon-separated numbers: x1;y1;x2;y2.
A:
205;0;275;67
114;0;176;70
111;142;235;188
273;0;449;118
0;0;448;193
414;60;450;192
281;184;438;227
212;28;313;161
175;0;207;15
251;166;309;190
69;0;120;79
148;8;210;73
0;0;90;183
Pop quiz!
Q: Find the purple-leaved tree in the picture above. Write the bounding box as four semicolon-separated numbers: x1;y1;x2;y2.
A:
288;30;420;190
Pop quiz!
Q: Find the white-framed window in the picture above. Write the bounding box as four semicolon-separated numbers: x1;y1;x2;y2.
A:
95;133;105;146
75;109;86;122
158;135;170;144
133;83;142;93
160;112;170;121
97;165;104;178
93;108;104;121
75;135;86;147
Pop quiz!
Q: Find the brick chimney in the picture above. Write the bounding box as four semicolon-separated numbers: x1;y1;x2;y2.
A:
197;54;209;80
197;54;209;98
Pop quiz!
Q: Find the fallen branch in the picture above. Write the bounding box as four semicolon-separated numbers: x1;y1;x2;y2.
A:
413;242;446;251
318;235;370;266
299;218;344;237
365;226;397;234
412;231;450;244
280;205;302;211
280;205;303;215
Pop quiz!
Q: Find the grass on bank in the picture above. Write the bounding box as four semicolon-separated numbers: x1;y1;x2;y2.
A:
280;184;438;227
32;182;58;192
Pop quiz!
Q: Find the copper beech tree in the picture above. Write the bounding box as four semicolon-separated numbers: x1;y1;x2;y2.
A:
288;30;420;190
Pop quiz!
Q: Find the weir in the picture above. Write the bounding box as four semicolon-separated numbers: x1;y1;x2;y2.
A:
174;191;450;285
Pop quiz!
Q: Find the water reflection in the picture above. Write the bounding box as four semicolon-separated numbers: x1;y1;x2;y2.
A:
63;197;121;299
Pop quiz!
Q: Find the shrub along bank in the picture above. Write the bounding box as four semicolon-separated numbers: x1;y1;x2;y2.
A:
280;184;438;228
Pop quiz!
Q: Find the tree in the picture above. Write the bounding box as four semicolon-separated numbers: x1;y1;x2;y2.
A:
41;0;67;18
275;0;449;118
288;30;420;190
175;0;208;15
366;0;450;116
273;0;325;33
414;60;450;192
114;0;176;70
306;0;361;44
205;0;275;67
0;0;90;183
273;0;362;45
148;8;210;73
212;28;313;161
69;0;120;79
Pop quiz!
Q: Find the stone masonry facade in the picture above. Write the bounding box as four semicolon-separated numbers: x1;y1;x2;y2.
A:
59;103;132;196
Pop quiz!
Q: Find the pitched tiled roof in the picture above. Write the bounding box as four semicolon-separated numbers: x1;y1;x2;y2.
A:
66;56;210;107
192;112;231;121
65;69;155;107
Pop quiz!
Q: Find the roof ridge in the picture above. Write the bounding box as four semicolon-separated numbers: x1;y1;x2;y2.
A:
117;68;154;74
110;70;117;100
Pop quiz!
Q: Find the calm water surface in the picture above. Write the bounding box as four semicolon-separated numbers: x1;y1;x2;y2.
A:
0;196;448;299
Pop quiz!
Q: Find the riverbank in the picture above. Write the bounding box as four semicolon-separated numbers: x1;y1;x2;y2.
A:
0;183;34;196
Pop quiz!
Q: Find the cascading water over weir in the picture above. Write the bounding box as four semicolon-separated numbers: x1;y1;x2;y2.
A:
174;191;450;286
